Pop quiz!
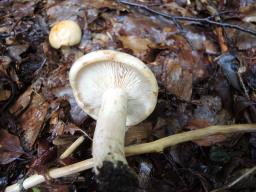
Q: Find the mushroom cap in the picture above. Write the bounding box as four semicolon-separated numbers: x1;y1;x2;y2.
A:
49;20;82;49
69;50;158;126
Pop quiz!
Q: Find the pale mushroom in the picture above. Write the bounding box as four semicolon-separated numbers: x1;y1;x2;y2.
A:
69;50;158;191
49;20;82;49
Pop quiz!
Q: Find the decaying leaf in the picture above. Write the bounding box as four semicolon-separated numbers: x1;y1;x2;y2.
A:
165;63;193;101
9;87;33;116
125;122;152;145
18;93;49;151
2;0;256;191
118;36;155;57
43;65;87;125
29;140;56;172
0;129;24;164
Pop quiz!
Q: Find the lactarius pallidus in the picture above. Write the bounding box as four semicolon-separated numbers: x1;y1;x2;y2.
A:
69;50;158;191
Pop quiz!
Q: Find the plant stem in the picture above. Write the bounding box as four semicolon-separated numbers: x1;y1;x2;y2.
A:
5;124;256;192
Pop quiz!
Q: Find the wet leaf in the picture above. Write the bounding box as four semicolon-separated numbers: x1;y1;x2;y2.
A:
125;122;152;145
234;96;256;122
0;75;17;111
216;53;242;91
19;93;49;151
43;65;87;125
29;140;57;172
11;1;35;19
7;44;29;63
0;129;24;164
2;0;256;191
9;86;33;116
118;36;155;57
165;63;193;101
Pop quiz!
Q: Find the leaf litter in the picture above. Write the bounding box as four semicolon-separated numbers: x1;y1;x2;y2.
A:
1;0;256;191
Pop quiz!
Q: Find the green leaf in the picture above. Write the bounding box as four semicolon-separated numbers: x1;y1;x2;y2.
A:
210;146;230;163
32;187;41;192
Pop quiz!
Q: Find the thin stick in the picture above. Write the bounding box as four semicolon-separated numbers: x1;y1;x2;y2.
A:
60;136;85;159
118;0;256;36
125;124;256;156
211;166;256;192
5;159;94;192
216;27;228;53
5;124;256;192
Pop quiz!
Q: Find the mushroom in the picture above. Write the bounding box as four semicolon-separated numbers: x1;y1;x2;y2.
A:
69;50;158;191
49;20;82;49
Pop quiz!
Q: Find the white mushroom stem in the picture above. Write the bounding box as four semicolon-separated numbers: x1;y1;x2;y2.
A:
5;124;256;192
93;88;128;172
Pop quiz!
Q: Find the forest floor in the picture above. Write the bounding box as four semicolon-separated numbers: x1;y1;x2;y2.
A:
1;0;256;191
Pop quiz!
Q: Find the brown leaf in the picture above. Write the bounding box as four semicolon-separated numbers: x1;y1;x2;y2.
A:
19;93;49;150
11;1;35;19
186;119;228;146
0;90;11;102
9;87;33;116
0;56;11;75
46;0;86;25
29;140;56;172
125;122;152;145
0;129;24;164
118;36;155;57
163;61;193;101
43;65;87;125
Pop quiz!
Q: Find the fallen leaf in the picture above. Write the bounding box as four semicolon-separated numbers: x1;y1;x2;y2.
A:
9;87;33;116
43;65;87;125
165;61;193;101
19;93;49;151
125;122;152;145
0;129;24;164
29;140;56;172
118;36;155;57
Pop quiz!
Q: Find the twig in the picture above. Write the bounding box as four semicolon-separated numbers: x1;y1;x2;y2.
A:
118;0;256;36
211;166;256;192
60;136;85;159
124;124;256;156
5;124;256;192
208;6;229;53
227;166;256;188
216;27;228;53
5;159;94;192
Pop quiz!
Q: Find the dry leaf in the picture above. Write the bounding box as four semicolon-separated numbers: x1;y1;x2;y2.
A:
125;122;152;145
19;93;49;150
0;129;24;164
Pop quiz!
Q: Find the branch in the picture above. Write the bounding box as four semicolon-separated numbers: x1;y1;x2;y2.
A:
60;136;85;159
5;124;256;192
118;0;256;36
